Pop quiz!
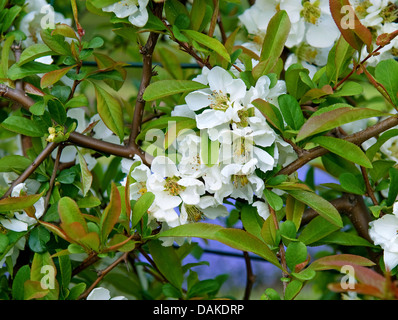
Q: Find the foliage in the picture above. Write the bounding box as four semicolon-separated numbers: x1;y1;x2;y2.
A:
0;0;397;301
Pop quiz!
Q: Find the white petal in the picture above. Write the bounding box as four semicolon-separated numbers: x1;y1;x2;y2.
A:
185;90;212;111
0;218;28;232
151;156;179;178
253;201;270;220
86;287;111;300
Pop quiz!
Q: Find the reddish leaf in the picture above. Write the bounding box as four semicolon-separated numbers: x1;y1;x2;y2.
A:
309;254;375;271
100;182;121;244
329;0;372;51
40;65;76;88
328;283;384;298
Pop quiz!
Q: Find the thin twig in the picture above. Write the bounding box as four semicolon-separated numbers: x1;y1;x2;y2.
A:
78;252;129;300
44;144;64;211
360;166;379;206
243;251;255;300
0;142;58;199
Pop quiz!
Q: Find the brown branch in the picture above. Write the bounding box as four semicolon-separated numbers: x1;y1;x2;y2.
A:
278;115;398;176
44;144;64;211
128;2;163;149
0;141;58;199
0;85;153;166
360;166;379;206
243;251;255;300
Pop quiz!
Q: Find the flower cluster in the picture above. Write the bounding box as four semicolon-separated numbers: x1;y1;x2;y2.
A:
238;0;340;76
122;67;296;245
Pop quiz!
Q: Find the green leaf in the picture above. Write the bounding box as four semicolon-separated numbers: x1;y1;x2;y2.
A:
366;129;398;161
298;216;341;245
296;105;386;142
28;225;51;253
1;116;45;137
12;265;30;300
252;10;291;79
48;99;67;125
93;82;124;142
30;251;59;300
285;195;305;231
147;239;183;289
76;148;93;197
17;43;55;66
284;279;303;300
0;155;32;173
0;35;15;79
277;94;305;130
41;65;75;89
311;136;372;168
339;172;366;195
263;189;283;211
331;81;363;97
319;231;376;247
375;59;398;106
240;204;264;241
155;222;281;268
0;233;8;253
287;189;343;227
285;241;308;272
387;167;398;206
131;192;155;229
190;0;206;30
57;253;72;291
100;182;121;244
285;64;312;100
52;24;78;40
143;79;208;101
40;28;71;56
1;5;22;33
8;61;58;80
0;193;43;212
182;29;231;62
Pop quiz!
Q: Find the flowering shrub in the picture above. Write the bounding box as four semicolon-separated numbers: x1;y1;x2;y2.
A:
0;0;397;301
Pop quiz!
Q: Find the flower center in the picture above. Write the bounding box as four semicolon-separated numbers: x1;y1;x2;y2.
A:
184;204;204;222
232;174;249;188
210;90;230;111
138;182;147;195
380;2;398;23
164;176;185;196
355;0;372;19
296;43;319;64
301;1;321;25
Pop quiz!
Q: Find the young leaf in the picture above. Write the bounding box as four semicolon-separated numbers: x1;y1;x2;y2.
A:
93;82;124;142
40;65;75;89
298;216;341;245
311;136;372;168
339;172;366;195
17;43;55;66
8;61;58;81
285;241;308;271
329;0;372;51
296;105;385;141
0;193;43;212
58;197;89;234
0;35;15;79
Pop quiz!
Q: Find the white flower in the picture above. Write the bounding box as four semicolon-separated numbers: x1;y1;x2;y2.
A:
20;2;72;49
253;201;271;220
185;66;247;139
86;287;128;300
219;158;265;203
0;183;44;232
147;156;205;208
102;0;150;27
369;202;398;270
121;157;152;201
